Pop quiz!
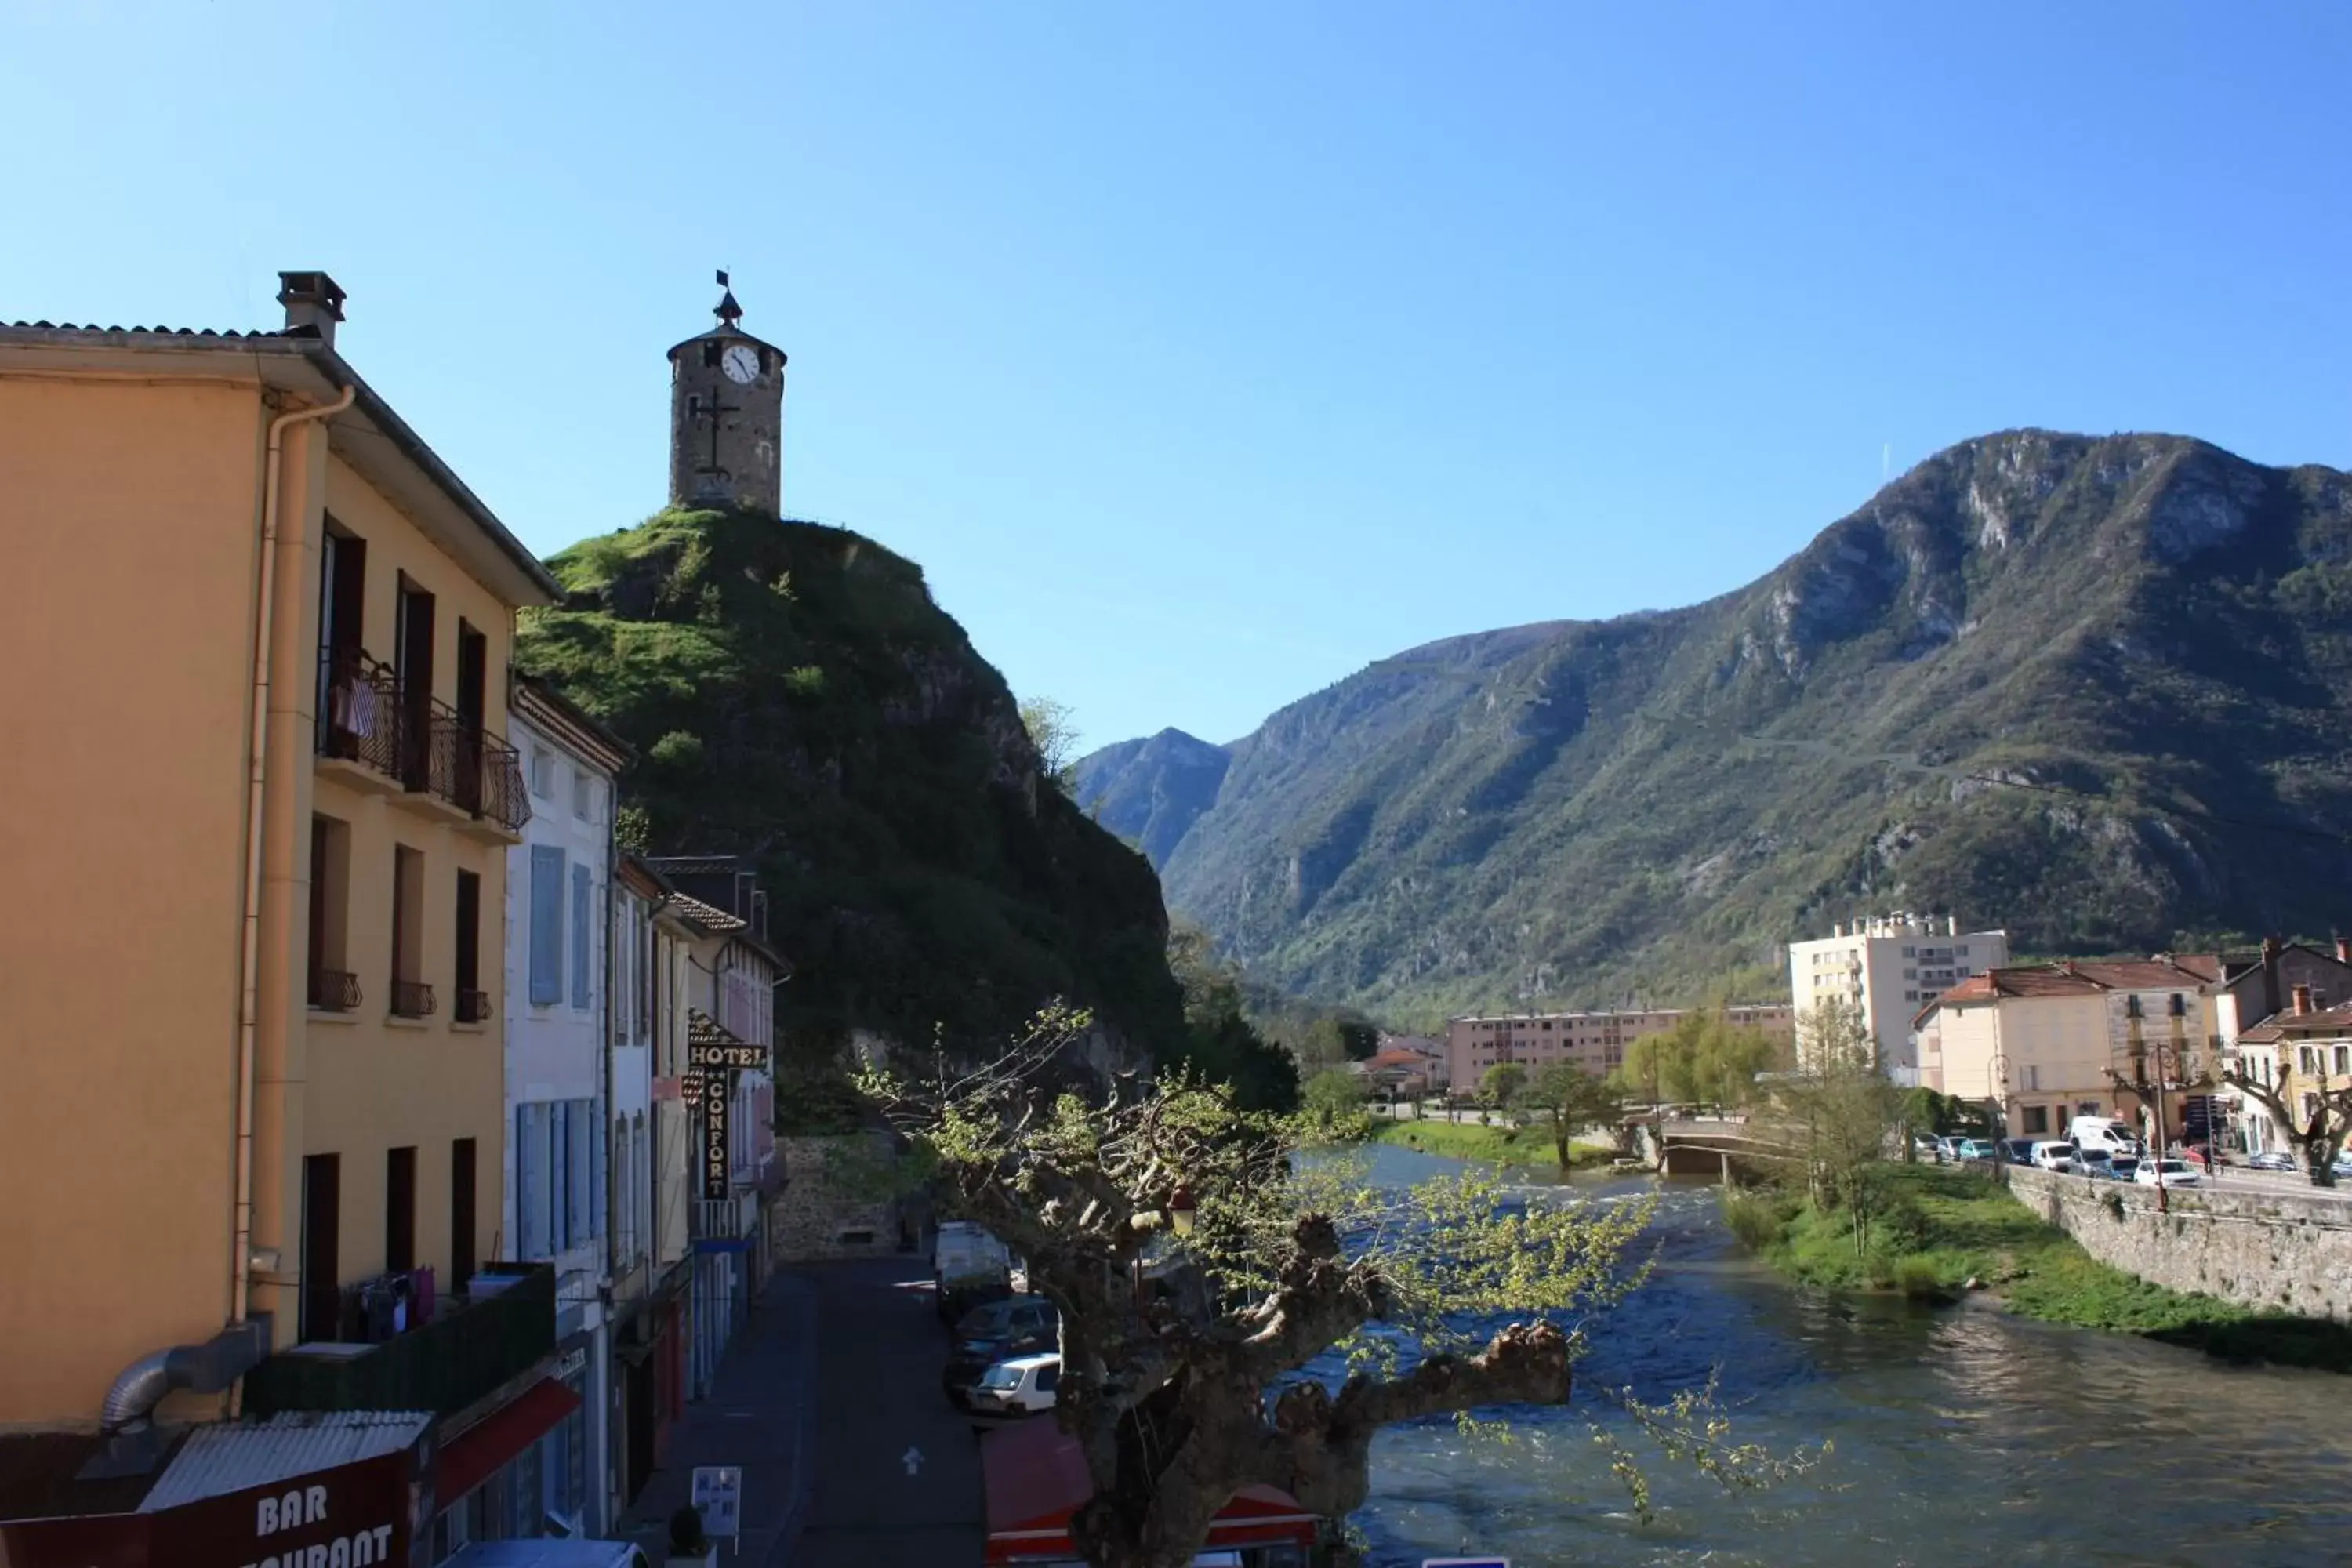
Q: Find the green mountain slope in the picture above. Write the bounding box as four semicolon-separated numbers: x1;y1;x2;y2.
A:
518;506;1186;1063
1079;431;2352;1026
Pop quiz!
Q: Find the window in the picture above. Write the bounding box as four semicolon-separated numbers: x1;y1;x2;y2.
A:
2126;995;2143;1019
1903;946;1915;958
390;845;428;1017
300;1154;340;1342
570;865;593;1011
1903;968;1917;980
307;816;354;1010
451;1138;477;1287
529;846;565;1005
394;578;435;790
385;1146;416;1275
516;1104;552;1258
2336;1044;2349;1077
2169;993;2187;1018
572;768;590;821
2302;1047;2320;1076
1956;945;1969;957
2022;1065;2040;1091
530;746;554;799
2022;1106;2049;1134
455;869;483;1022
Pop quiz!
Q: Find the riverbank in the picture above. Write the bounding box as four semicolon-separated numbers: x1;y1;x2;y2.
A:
1373;1119;1613;1169
1726;1163;2352;1372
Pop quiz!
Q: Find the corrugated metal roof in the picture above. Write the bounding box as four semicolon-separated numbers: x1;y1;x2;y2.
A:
138;1411;432;1511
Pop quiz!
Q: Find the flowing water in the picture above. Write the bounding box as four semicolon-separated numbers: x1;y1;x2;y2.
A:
1347;1144;2352;1567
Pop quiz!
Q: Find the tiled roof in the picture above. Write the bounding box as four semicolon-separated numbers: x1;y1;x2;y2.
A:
140;1411;432;1512
2063;959;2209;990
665;891;745;932
2;320;308;339
2238;1004;2352;1044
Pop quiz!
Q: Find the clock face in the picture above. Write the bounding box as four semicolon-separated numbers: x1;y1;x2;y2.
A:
720;343;760;384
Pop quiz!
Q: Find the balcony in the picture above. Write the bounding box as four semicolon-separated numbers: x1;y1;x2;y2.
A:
390;978;438;1020
242;1263;555;1419
315;645;532;841
456;987;493;1025
308;967;362;1013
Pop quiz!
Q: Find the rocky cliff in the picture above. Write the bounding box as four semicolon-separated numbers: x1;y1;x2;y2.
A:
520;506;1186;1067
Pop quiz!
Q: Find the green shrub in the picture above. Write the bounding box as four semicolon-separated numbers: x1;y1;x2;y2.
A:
648;729;705;769
1721;1187;1790;1250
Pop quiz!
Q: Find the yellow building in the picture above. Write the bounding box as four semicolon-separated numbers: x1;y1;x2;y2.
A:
0;274;560;1434
1919;960;2215;1142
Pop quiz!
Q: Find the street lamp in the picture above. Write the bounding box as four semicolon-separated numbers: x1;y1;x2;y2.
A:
1168;1185;1198;1236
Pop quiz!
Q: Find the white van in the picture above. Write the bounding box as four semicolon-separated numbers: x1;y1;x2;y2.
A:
2068;1116;2143;1156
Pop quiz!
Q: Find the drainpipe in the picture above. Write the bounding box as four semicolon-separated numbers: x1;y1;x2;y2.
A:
230;385;355;1348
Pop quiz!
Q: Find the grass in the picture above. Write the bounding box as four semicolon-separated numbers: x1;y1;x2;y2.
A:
1728;1163;2352;1373
1374;1116;1612;1170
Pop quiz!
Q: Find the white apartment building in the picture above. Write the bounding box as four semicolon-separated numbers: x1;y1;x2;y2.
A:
1788;912;2009;1082
502;677;629;1537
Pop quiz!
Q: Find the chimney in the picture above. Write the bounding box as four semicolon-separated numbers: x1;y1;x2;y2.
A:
2336;936;2350;966
1948;914;1958;937
2263;935;2283;1019
2293;984;2313;1016
276;270;347;348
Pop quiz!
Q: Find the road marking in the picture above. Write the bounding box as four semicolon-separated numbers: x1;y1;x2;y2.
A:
902;1446;925;1477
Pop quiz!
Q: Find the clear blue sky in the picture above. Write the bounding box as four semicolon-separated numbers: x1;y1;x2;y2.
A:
7;2;2347;753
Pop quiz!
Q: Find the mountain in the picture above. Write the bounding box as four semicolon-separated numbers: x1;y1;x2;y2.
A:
1072;728;1232;866
517;506;1186;1068
1079;430;2352;1027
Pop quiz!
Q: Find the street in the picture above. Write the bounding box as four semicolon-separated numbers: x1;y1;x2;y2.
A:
619;1255;985;1566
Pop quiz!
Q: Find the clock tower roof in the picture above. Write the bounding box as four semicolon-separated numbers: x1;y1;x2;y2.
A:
666;269;786;362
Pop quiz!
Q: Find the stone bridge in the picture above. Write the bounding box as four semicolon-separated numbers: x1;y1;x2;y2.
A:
1633;1116;1801;1178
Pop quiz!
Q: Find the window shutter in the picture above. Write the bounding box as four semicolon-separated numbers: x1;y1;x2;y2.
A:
570;866;592;1011
529;847;564;1006
590;1097;608;1247
515;1105;541;1260
566;1100;593;1247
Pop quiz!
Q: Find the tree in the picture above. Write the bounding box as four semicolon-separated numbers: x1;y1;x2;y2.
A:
1780;998;1902;1254
1167;924;1299;1114
1615;1011;1776;1113
1301;1067;1367;1131
1021;695;1081;796
1480;1062;1526;1116
862;1009;1802;1568
2224;1047;2352;1188
1526;1062;1622;1171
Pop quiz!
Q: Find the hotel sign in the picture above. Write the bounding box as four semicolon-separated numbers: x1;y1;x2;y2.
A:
688;1040;769;1073
701;1068;731;1200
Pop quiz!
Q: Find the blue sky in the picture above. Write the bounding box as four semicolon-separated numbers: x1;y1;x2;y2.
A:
6;2;2347;753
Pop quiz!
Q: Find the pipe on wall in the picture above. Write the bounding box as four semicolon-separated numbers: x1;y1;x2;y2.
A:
230;386;354;1354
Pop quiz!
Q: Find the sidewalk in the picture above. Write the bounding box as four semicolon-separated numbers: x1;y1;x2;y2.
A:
616;1255;985;1567
618;1271;819;1566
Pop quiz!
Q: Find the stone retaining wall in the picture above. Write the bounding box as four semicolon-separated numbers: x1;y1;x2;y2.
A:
2004;1166;2352;1320
773;1132;905;1261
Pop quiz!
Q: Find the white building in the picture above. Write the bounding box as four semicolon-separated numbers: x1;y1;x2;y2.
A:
503;676;630;1537
1788;912;2009;1083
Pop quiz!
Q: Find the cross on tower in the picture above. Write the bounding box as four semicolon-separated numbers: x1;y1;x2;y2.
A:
693;385;739;488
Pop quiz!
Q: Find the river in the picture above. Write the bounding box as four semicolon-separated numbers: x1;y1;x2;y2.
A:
1347;1144;2352;1567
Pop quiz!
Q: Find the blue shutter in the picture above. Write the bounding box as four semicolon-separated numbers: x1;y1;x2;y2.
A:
570;866;591;1011
565;1100;593;1247
529;847;564;1006
515;1105;542;1260
590;1097;608;1247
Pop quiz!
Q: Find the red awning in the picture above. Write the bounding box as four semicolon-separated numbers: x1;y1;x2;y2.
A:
436;1377;583;1504
982;1420;1318;1564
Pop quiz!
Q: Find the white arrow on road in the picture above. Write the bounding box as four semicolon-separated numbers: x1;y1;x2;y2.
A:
902;1446;925;1477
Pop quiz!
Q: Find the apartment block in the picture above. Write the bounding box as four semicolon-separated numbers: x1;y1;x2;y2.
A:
1789;911;2009;1080
1446;1004;1795;1087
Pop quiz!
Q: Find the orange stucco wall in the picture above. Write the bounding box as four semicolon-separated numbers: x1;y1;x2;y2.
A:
0;375;267;1423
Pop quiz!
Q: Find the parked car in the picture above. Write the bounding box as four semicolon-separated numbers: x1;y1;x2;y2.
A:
2002;1138;2040;1164
2072;1147;2114;1175
935;1221;1014;1323
1955;1138;1997;1161
2070;1116;2144;1158
2247;1149;2298;1172
2103;1156;2142;1181
944;1294;1059;1400
2028;1142;2077;1173
967;1352;1060;1417
1934;1136;1966;1162
2135;1158;2202;1187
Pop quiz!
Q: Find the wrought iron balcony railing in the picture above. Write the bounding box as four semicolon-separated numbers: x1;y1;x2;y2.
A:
309;967;362;1013
317;645;531;835
390;978;437;1019
456;988;493;1025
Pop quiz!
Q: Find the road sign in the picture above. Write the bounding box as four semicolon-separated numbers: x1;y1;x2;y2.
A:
691;1465;742;1541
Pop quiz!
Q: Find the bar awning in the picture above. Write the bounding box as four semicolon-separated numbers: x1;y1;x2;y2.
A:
436;1378;582;1503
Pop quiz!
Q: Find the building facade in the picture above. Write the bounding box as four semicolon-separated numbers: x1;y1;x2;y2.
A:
0;275;586;1552
1789;913;2009;1080
499;677;630;1537
1446;1004;1795;1089
1918;960;2216;1142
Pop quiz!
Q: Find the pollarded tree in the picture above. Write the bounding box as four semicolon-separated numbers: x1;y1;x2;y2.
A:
2223;1051;2352;1188
1480;1062;1527;1118
1526;1061;1623;1171
862;1007;1803;1568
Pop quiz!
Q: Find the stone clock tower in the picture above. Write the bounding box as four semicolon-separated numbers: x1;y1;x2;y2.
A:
668;270;787;516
